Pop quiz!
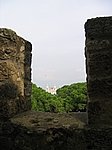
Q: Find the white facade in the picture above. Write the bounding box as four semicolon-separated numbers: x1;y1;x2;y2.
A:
46;84;57;95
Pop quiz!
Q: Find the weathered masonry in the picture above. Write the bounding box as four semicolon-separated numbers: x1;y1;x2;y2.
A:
0;17;112;150
0;28;32;127
85;16;112;125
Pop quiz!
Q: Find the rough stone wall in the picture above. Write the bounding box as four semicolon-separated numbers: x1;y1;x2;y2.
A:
0;28;32;124
0;111;112;150
85;17;112;125
1;17;112;150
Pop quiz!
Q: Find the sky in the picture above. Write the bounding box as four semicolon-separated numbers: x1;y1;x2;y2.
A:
0;0;112;89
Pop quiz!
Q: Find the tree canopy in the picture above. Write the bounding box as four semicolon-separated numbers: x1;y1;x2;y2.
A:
56;82;87;112
31;82;87;113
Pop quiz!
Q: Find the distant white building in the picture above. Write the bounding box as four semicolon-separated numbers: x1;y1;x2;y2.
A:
46;84;57;95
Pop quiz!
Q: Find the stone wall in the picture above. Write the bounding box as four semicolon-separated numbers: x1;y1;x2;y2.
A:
85;17;112;125
0;28;32;124
0;17;112;150
0;111;112;150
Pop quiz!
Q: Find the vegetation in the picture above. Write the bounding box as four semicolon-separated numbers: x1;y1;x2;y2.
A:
31;82;87;113
31;83;65;113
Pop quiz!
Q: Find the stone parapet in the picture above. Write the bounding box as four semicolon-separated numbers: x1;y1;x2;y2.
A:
1;17;112;149
0;111;112;150
85;17;112;125
0;28;32;122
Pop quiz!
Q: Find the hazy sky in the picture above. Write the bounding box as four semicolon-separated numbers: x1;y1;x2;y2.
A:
1;0;112;89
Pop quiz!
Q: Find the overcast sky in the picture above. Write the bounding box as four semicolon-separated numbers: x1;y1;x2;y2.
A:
0;0;112;89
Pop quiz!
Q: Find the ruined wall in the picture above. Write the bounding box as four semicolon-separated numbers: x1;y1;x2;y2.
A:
0;28;32;124
0;17;112;150
85;17;112;125
1;111;112;150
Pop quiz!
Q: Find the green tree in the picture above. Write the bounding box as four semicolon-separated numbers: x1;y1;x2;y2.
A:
57;82;87;112
31;83;66;113
31;82;87;113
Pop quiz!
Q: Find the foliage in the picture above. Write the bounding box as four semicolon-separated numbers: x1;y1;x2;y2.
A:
31;82;87;113
56;82;87;112
31;83;65;113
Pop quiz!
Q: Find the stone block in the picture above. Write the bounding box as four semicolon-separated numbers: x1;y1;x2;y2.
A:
85;17;112;125
0;28;32;121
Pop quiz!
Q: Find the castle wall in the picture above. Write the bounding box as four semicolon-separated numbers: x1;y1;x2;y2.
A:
0;28;32;124
1;17;112;150
85;17;112;125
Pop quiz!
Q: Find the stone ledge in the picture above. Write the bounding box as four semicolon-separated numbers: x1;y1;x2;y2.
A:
8;110;88;130
1;111;112;150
